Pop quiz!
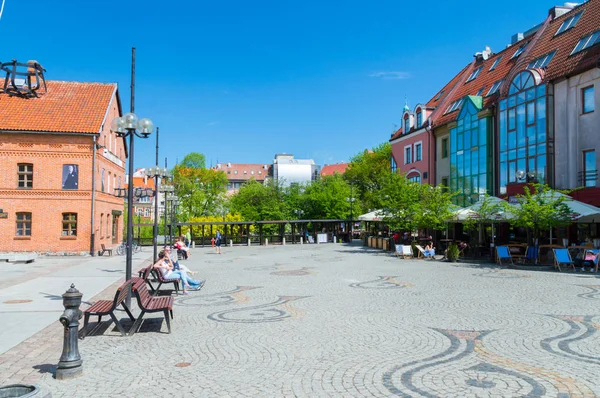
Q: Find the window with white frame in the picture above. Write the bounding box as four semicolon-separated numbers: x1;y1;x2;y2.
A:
17;163;33;189
404;145;412;164
489;56;502;71
415;142;422;161
404;116;411;133
555;12;582;36
416;111;422;127
445;98;464;114
572;30;600;55
466;66;483;82
486;80;503;97
510;42;528;59
528;51;556;69
391;156;397;172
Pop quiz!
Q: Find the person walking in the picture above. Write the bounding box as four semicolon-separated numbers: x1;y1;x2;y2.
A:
215;230;222;254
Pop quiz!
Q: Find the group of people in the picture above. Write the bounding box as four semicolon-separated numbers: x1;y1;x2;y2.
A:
151;230;226;294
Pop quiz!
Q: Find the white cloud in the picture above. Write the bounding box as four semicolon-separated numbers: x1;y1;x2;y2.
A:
368;71;411;80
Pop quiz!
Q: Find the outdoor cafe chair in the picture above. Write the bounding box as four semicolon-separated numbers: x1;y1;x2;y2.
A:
401;245;414;259
552;248;576;272
521;246;538;264
496;246;513;265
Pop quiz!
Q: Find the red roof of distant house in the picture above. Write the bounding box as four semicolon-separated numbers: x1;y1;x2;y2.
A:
321;163;349;176
125;177;155;190
0;81;117;134
214;163;271;181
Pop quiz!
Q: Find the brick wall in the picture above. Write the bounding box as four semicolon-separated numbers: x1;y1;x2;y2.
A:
0;94;126;254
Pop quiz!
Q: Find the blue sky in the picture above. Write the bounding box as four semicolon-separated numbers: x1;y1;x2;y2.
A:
1;0;562;169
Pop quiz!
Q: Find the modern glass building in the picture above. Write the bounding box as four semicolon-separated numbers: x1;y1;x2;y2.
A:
449;96;493;207
497;70;552;194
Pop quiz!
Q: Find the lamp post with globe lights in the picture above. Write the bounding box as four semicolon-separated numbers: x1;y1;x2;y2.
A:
110;113;154;282
147;166;170;261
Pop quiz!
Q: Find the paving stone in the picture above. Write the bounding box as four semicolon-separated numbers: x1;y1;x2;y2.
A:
0;243;599;396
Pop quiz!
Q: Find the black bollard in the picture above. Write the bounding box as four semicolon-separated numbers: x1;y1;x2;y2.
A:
56;284;83;380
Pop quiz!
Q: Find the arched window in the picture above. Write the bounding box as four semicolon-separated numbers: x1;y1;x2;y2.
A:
498;70;547;194
416;109;422;127
404;115;411;133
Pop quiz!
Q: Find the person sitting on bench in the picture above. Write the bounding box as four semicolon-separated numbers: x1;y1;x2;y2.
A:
174;236;190;260
154;250;203;294
424;242;436;258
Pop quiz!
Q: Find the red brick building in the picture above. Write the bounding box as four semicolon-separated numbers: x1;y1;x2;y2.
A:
0;68;125;254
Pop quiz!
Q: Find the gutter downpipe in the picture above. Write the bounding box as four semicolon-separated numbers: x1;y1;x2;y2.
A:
90;136;97;256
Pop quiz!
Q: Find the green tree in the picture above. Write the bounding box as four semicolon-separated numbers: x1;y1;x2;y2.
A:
179;152;206;169
378;172;421;233
344;142;391;213
301;174;351;219
461;194;507;245
172;166;228;219
506;184;572;244
228;180;286;222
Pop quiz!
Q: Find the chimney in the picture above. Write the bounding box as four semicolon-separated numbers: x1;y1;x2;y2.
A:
549;2;578;19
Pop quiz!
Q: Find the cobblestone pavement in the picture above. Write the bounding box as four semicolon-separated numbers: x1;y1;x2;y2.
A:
3;242;600;397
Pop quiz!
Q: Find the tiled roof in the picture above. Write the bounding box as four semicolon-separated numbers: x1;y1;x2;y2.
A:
214;163;271;181
433;34;535;127
126;176;155;189
390;65;471;141
321;163;349;176
0;81;116;134
526;0;600;82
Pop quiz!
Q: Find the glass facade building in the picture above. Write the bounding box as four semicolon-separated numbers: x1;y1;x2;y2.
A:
498;70;549;194
449;96;492;207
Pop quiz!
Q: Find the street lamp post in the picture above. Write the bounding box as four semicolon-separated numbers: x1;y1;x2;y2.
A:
147;166;169;261
110;113;154;282
347;184;355;239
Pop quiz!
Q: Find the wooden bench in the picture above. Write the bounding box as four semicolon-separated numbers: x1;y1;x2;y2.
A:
98;244;113;256
130;278;174;335
136;265;157;293
81;280;135;338
154;267;181;295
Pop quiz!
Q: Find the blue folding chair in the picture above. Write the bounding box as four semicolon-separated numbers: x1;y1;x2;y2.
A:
496;246;513;265
552;248;575;272
522;246;538;264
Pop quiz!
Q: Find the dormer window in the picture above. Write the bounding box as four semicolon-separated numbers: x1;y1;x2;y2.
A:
444;98;464;114
510;42;528;59
572;30;600;55
528;51;556;69
416;110;422;128
486;80;503;97
466;66;483;83
404;116;411;134
555;12;582;36
489;56;502;71
434;90;445;101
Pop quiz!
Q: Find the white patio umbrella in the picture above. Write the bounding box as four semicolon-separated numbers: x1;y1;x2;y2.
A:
536;192;600;223
358;209;387;222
